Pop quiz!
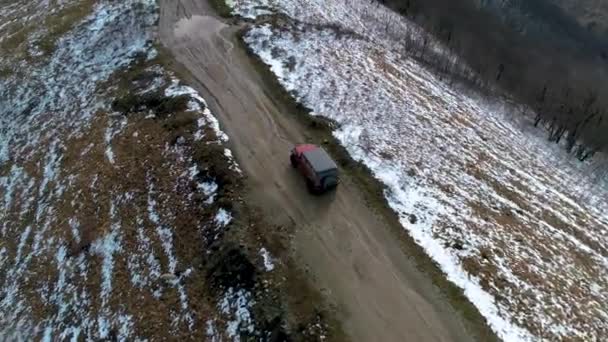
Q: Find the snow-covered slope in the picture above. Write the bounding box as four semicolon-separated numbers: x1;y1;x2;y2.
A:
231;0;608;340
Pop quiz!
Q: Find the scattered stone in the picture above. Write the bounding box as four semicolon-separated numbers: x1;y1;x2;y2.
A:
452;240;464;250
160;273;177;284
480;249;491;261
408;214;418;224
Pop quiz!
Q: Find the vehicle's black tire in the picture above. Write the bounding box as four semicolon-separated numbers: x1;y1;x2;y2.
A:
290;154;298;168
306;178;319;195
322;176;338;191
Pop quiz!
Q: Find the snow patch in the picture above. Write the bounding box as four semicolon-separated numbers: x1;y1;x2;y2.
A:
259;248;275;271
165;79;228;142
206;320;220;342
219;288;255;341
215;208;233;228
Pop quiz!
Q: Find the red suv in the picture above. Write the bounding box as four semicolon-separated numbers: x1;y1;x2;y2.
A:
290;144;339;194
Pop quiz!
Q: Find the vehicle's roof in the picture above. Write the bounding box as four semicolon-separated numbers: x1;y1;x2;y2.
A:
295;144;318;154
302;147;338;173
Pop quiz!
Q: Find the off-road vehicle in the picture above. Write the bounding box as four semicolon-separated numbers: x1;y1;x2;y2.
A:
290;144;339;194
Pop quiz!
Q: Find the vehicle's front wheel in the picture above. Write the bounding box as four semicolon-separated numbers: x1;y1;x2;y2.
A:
290;154;298;168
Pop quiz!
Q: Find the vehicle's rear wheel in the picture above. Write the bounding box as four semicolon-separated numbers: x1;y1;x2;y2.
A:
306;178;319;194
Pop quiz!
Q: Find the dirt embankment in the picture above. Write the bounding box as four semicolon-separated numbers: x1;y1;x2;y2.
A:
158;1;485;341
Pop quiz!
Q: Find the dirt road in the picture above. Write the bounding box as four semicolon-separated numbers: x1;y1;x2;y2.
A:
159;1;473;341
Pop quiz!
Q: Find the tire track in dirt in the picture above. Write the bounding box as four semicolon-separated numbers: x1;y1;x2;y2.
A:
158;1;474;341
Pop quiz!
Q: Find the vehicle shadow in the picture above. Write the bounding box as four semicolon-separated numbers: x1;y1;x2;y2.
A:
282;162;337;214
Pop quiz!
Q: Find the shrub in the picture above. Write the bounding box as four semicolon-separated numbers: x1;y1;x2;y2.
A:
193;142;236;188
112;91;190;116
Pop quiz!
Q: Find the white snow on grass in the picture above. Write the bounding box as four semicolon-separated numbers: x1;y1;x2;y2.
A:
92;201;122;307
259;248;275;272
165;78;241;173
146;179;178;273
206;320;220;342
146;177;195;331
224;149;242;173
0;0;231;339
230;0;465;75
188;165;219;204
215;208;233;228
219;288;255;341
166;79;228;141
87;195;143;341
127;216;162;289
200;181;219;204
236;0;608;340
229;0;273;19
0;0;158;335
104;115;127;165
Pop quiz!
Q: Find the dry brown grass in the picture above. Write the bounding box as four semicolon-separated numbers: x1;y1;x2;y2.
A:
0;0;95;61
466;159;534;215
49;104;219;338
0;22;34;51
36;0;96;56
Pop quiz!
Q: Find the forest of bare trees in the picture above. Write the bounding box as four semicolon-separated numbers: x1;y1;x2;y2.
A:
377;0;608;162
